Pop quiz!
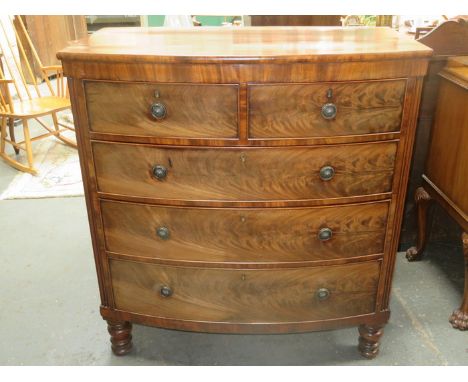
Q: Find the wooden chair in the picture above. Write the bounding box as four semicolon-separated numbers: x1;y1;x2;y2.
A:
0;15;76;175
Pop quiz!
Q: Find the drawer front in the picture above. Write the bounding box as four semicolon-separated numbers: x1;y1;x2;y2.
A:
101;200;389;263
249;80;406;138
93;142;397;201
85;81;239;138
110;259;380;323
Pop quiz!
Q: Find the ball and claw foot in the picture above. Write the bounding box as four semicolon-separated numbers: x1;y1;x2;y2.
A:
449;310;468;330
358;324;384;359
406;246;422;262
107;320;133;356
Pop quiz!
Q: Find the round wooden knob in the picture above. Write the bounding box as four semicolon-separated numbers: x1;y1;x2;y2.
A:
156;226;170;240
321;102;337;119
319;165;335;181
316;288;330;301
318;227;333;241
151;102;167;120
152;165;167;180
160;285;173;297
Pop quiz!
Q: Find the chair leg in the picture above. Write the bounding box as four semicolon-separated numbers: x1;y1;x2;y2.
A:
22;119;35;171
52;112;77;148
0;118;37;175
8;118;20;155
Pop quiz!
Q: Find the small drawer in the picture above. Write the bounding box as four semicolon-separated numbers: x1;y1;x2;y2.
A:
249;80;406;138
101;200;389;263
110;259;380;323
85;81;239;139
92;141;397;202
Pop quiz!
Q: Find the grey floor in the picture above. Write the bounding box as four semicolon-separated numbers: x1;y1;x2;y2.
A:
0;134;467;365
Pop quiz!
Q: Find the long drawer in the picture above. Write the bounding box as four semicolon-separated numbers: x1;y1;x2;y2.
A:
110;259;380;323
101;200;389;263
249;80;406;138
92;141;397;202
85;81;239;138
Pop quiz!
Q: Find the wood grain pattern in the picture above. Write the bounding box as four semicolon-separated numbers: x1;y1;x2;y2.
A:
101;200;389;264
110;259;380;323
61;59;430;84
87;131;401;148
377;77;425;310
85;81;239;138
57;27;432;64
92;141;397;202
249;80;405;138
425;77;468;215
58;27;430;353
100;305;391;334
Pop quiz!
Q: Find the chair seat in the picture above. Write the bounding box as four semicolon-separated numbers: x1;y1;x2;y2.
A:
3;96;70;118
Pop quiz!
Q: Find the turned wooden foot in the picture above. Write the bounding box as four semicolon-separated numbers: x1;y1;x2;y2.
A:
107;320;133;356
449;232;468;331
406;186;433;262
358;324;384;359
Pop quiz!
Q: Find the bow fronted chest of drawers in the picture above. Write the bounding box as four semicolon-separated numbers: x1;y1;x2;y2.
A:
58;27;431;359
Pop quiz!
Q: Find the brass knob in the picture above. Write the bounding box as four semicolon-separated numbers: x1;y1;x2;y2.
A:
156;226;170;240
152;165;167;180
316;288;330;301
151;102;167;120
321;102;337;119
318;227;333;241
319;165;335;181
160;285;173;297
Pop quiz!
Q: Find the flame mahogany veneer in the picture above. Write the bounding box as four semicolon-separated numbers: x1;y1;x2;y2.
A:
58;27;431;359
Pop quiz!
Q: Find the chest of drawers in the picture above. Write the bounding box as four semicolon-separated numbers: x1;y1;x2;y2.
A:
58;27;431;359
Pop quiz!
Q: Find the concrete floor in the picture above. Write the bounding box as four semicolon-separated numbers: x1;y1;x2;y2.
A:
0;137;467;365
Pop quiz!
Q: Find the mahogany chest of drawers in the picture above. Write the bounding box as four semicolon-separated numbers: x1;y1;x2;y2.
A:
58;27;431;359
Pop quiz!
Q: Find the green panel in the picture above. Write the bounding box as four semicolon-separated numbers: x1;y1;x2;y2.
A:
147;15;165;27
195;16;230;26
146;15;241;27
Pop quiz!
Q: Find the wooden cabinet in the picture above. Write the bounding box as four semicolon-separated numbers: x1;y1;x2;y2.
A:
402;17;468;245
15;16;87;82
58;27;431;359
406;56;468;330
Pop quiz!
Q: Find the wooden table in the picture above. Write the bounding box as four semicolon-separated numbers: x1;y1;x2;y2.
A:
406;56;468;330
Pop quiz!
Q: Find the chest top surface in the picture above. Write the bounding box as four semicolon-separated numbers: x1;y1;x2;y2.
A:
57;26;432;64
